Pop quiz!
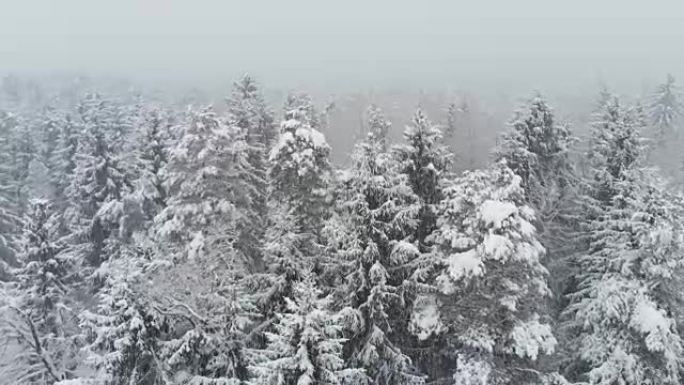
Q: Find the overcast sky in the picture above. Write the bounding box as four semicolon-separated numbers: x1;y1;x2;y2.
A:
1;0;684;93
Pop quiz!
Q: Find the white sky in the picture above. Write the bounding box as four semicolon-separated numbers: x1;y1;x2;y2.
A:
1;0;684;91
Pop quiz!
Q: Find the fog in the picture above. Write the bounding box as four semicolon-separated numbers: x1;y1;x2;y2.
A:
2;0;684;94
4;4;684;383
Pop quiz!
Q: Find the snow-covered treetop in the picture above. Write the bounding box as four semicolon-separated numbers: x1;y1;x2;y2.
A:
366;104;392;150
495;94;573;194
268;94;332;233
650;73;683;136
567;167;684;385
589;96;647;203
433;161;547;295
430;161;554;364
227;74;276;147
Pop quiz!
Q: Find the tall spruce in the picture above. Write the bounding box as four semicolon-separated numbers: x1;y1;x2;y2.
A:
227;75;274;268
249;271;361;385
154;106;258;384
563;96;684;385
324;129;425;385
429;161;556;384
64;93;132;273
0;199;80;383
393;109;451;248
650;73;682;141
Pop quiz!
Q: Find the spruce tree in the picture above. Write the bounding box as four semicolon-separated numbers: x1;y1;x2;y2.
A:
0;199;80;383
325;130;425;385
48;112;79;211
226;75;274;268
228;75;277;150
650;73;682;141
154;106;258;384
268;93;331;235
131;105;172;221
365;104;391;151
249;271;361;385
393;109;451;247
79;247;166;385
494;95;578;347
64;94;131;272
495;95;575;215
0;111;22;276
429;161;556;384
564;96;684;385
253;93;333;318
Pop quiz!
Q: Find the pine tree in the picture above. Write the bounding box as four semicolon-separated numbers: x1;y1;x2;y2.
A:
324;131;425;385
250;94;333;319
564;96;684;385
0;199;81;383
494;95;578;349
429;161;556;384
268;93;331;235
4;111;36;214
650;73;682;141
282;93;320;130
444;99;470;144
228;75;277;150
157;245;254;385
154;106;258;384
495;94;575;214
393;108;451;248
48;112;79;210
565;169;684;385
365;104;391;151
226;75;274;267
131;105;172;221
587;96;644;204
0;111;22;277
443;97;472;169
249;271;361;385
79;247;167;385
156;105;257;267
20;105;63;200
64;94;132;272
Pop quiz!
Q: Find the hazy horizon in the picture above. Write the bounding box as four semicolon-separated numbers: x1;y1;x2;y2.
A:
2;0;684;96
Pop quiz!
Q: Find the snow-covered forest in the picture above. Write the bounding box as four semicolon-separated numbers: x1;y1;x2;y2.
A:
1;70;684;385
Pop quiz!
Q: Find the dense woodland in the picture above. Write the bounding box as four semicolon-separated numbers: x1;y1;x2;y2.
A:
1;73;684;385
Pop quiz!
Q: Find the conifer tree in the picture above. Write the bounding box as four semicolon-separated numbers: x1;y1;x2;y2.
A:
325;130;425;385
249;271;361;385
366;104;391;151
587;97;644;204
0;199;81;383
564;96;684;385
250;93;332;323
8;114;36;212
131;105;172;221
429;161;556;385
494;95;578;346
154;106;258;384
268;93;331;235
48;112;79;210
79;247;167;385
228;75;277;149
650;73;682;140
0;111;22;276
495;95;575;216
444;102;459;142
227;75;274;267
64;94;132;272
393;109;451;247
